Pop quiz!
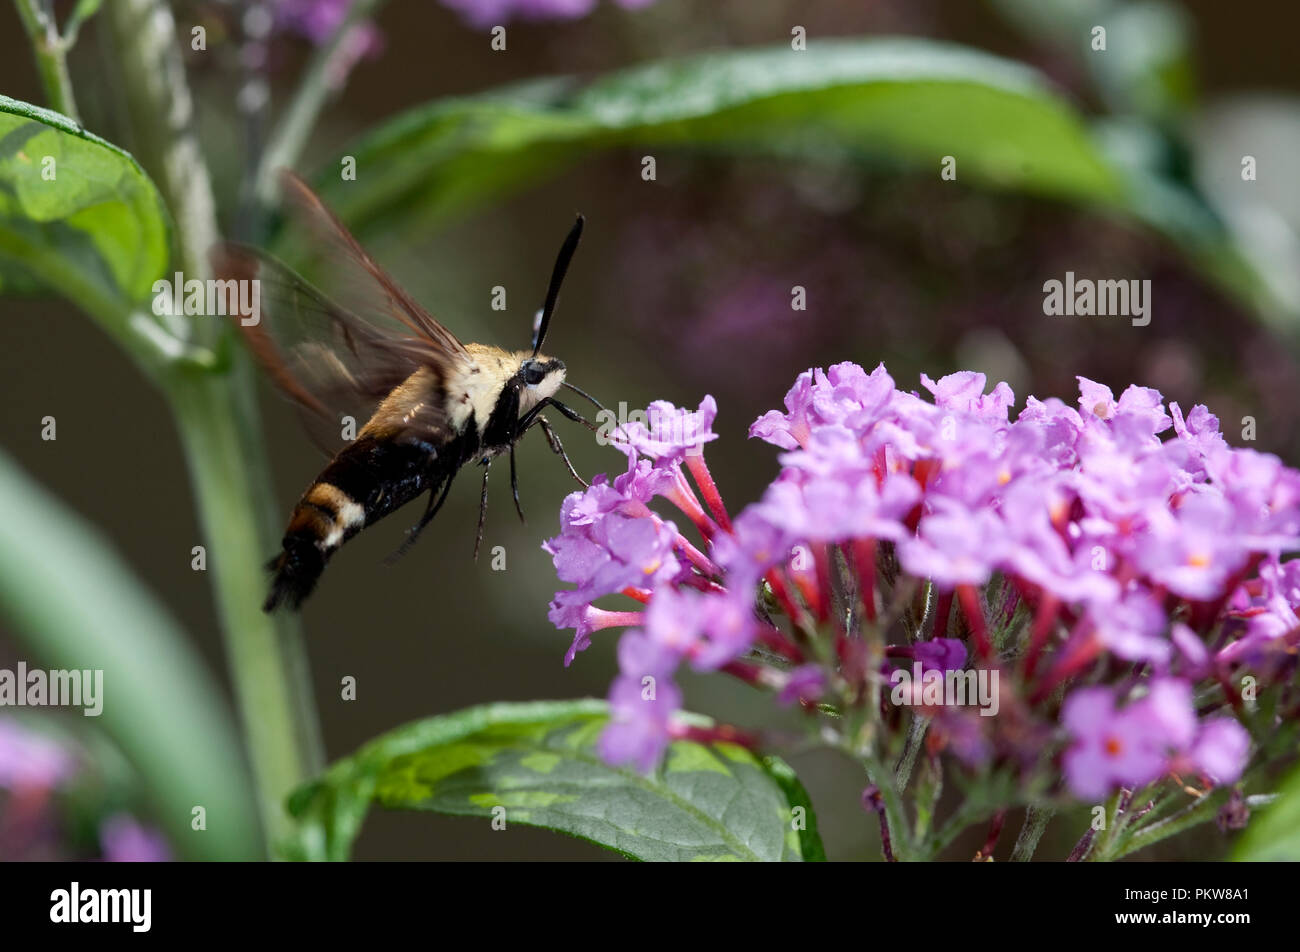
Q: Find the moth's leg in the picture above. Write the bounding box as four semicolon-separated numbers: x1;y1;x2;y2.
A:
545;399;597;431
474;463;491;560
538;415;588;488
386;469;456;564
519;397;596;433
509;444;526;524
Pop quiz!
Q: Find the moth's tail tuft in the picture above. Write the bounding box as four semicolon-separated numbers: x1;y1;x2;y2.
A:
263;538;325;613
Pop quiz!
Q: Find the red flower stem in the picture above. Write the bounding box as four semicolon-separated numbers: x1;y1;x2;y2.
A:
1023;592;1060;680
588;610;645;632
720;660;765;686
1032;630;1101;703
932;589;953;640
812;543;833;624
794;572;824;622
674;536;720;578
685;454;733;533
957;584;992;660
759;625;805;663
620;587;653;604
669;722;758;749
665;472;719;542
973;809;1007;861
851;538;878;622
861;785;896;863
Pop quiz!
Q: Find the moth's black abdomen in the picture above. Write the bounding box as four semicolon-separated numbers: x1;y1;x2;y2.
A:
264;534;327;612
262;433;474;612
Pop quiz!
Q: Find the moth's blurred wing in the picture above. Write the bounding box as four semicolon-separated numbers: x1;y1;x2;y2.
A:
212;243;462;455
275;170;469;361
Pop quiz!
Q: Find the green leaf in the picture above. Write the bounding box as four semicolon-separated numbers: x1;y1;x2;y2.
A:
1234;760;1300;861
0;449;261;860
311;37;1122;239
0;95;170;329
288;699;824;862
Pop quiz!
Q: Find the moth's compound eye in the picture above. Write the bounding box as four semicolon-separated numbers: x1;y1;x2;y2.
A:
523;362;546;386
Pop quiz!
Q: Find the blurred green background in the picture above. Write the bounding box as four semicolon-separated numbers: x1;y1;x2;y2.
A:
3;0;1299;860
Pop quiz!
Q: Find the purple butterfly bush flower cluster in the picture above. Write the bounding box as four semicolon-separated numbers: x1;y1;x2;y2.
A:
545;361;1300;813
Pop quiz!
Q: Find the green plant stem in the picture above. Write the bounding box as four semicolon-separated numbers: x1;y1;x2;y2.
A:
102;0;324;853
254;0;385;205
1113;789;1230;860
1086;790;1126;861
1009;805;1055;861
864;759;910;861
13;0;81;122
169;370;323;851
894;714;927;792
102;0;216;326
925;794;995;860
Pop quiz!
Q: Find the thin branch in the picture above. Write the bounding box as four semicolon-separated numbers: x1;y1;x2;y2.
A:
1009;805;1055;861
13;0;81;122
254;0;385;205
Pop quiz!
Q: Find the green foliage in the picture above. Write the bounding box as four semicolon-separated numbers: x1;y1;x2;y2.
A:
0;95;170;324
1234;761;1300;861
288;700;824;861
0;450;260;860
313;38;1122;239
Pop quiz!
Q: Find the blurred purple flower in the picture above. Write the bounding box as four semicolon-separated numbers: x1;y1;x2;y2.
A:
0;719;76;791
1062;687;1172;800
440;0;655;28
99;814;171;863
599;675;681;773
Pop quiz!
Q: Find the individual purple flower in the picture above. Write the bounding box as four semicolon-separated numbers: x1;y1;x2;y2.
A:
1085;590;1171;668
1206;447;1300;550
99;814;171;863
1170;622;1210;677
778;665;826;706
1076;377;1170;438
1135;492;1249;601
636;585;756;670
898;498;1003;589
613;396;718;464
752;459;919;545
688;590;758;671
616;628;679;682
920;371;1014;422
549;591;644;666
912;638;968;673
544;479;680;596
751;370;815;450
810;362;897;432
641;585;704;658
750;362;897;449
1168;401;1227;475
712;508;795;581
545;475;680;663
1186;719;1250;785
932;711;992;767
612;457;677;502
1061;687;1172;800
599;675;681;773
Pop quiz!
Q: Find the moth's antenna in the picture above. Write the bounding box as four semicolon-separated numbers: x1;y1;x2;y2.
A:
532;214;584;357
